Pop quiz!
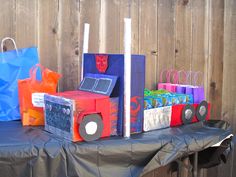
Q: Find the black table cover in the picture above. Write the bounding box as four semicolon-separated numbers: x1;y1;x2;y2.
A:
0;120;232;177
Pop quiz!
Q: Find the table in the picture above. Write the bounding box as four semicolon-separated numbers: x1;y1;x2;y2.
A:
0;120;232;177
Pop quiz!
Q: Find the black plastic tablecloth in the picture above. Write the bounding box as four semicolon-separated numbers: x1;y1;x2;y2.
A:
0;120;233;177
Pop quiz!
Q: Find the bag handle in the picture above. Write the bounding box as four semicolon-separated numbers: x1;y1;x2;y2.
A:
185;71;194;85
166;69;172;83
193;71;204;86
170;70;179;84
159;69;167;83
30;64;45;82
178;70;187;84
160;69;176;83
1;37;19;55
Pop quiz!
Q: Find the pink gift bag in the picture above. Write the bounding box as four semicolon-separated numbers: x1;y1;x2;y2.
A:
157;70;170;90
165;70;178;92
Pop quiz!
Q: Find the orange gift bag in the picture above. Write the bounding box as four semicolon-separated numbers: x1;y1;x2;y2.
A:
18;64;61;126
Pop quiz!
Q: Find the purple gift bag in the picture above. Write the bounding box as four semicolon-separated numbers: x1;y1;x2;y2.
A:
192;71;205;103
176;85;186;94
183;71;205;103
193;87;205;103
175;70;187;94
183;71;193;94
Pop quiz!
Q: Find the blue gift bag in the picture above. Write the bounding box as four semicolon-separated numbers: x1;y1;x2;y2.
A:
0;37;39;121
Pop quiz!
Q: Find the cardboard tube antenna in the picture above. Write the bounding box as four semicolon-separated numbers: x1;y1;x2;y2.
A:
81;23;90;81
124;18;131;138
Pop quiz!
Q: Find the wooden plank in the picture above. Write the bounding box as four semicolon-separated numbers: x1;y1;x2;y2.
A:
222;0;236;138
15;0;38;47
174;0;192;72
180;157;190;177
38;0;59;71
220;0;236;177
139;0;158;89
207;0;225;176
59;0;80;91
141;163;178;177
154;164;174;177
119;0;139;54
102;0;120;53
210;139;236;177
157;0;175;83
0;0;15;50
141;170;155;177
79;0;100;53
79;0;101;84
198;168;207;177
206;0;224;119
191;0;206;82
203;0;210;101
207;166;217;177
171;171;178;177
216;151;235;177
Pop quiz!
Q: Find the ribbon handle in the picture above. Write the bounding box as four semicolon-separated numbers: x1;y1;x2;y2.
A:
193;71;204;86
159;69;168;83
1;37;19;55
170;70;179;84
185;71;195;85
178;70;188;84
166;69;172;83
30;64;44;83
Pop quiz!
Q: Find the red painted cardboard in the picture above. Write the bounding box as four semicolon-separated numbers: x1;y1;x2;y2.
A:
44;91;111;142
170;103;211;127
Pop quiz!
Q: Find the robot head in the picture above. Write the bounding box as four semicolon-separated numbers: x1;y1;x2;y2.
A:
95;55;108;73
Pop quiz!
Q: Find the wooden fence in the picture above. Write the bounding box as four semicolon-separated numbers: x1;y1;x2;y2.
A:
0;0;235;177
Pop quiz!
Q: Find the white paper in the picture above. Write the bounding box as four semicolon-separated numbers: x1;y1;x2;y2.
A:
32;93;45;108
124;18;132;138
81;23;90;81
143;106;172;132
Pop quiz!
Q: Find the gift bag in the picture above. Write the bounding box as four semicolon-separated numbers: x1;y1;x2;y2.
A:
157;70;169;90
176;70;188;94
157;70;173;92
158;70;178;92
165;70;178;92
18;64;61;126
184;71;205;103
192;71;205;103
184;71;195;94
0;37;39;121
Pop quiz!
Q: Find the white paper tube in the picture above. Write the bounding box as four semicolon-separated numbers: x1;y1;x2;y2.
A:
81;23;90;81
124;18;131;138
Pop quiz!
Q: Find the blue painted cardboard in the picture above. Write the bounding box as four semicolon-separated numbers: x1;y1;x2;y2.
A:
83;54;145;135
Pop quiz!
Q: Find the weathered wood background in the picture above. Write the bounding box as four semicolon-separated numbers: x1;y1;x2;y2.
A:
0;0;235;177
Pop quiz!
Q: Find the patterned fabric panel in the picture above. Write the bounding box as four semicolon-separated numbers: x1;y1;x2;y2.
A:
45;100;72;133
143;106;172;132
44;94;74;141
110;97;119;136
